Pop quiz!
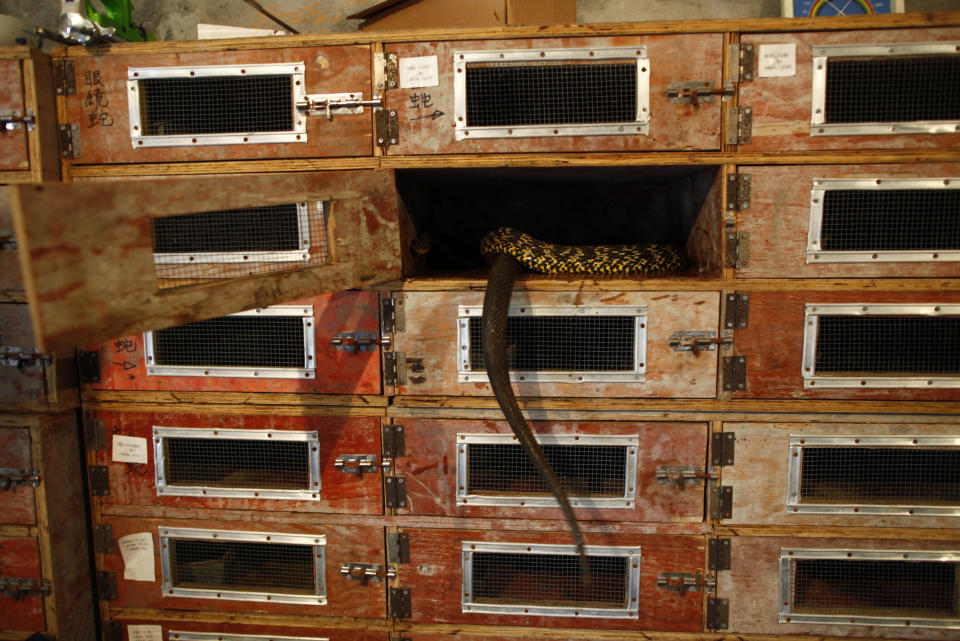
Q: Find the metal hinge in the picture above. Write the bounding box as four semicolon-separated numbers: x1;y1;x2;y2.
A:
340;562;395;584
94;523;115;554
709;484;734;520
382;297;403;335
725;231;750;268
1;110;36;132
334;454;380;475
0;468;41;490
711;432;736;466
102;621;123;641
84;412;108;451
382;422;406;459
656;572;715;595
59;123;80;158
376;107;399;150
709;538;732;572
297;92;382;120
388;531;410;564
726;174;751;211
384;476;407;508
383;351;406;387
722;356;747;392
375;52;399;92
667;81;734;105
89;465;110;496
54;59;77;95
707;597;730;630
97;571;118;601
668;330;731;355
729;42;755;82
724;293;750;330
0;577;51;600
655;466;717;490
726;105;752;145
0;346;52;368
77;349;101;384
389;587;412;620
332;332;390;352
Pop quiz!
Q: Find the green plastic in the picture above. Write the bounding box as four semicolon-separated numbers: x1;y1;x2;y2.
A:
85;0;156;42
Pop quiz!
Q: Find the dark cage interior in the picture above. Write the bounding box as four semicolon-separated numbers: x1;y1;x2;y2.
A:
396;166;719;275
164;437;311;490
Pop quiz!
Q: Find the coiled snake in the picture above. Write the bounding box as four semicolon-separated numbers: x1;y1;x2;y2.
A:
480;227;686;586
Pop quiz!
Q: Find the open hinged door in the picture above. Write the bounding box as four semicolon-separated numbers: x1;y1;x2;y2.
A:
10;170;402;352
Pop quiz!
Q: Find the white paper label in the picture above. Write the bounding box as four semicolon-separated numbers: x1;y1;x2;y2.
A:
113;434;148;464
127;625;163;641
399;55;439;88
758;43;797;78
119;532;155;582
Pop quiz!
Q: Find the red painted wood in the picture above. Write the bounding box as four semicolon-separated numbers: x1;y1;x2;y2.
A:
399;528;704;631
0;303;49;406
0;59;29;171
396;418;707;522
92;409;383;514
734;290;960;400
387;34;723;155
117;619;389;641
64;46;374;164
0;427;36;525
85;291;381;395
102;514;386;618
0;536;43;631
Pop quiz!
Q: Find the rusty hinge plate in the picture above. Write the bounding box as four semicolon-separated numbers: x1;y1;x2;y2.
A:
375;52;399;92
390;587;411;620
739;42;755;81
725;231;750;268
726;174;751;211
58;123;80;159
97;571;118;601
89;465;110;496
84;412;107;450
382;296;404;334
77;349;100;384
94;523;115;554
383;351;406;387
388;531;410;564
707;597;730;630
709;538;732;571
709;485;734;520
726;105;752;145
385;476;407;509
711;432;736;466
383;422;406;459
722;356;747;392
376;107;399;150
54;59;76;96
724;293;749;330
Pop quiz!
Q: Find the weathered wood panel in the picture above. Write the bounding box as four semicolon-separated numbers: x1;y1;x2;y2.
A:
0;58;29;172
0;427;35;525
0;303;78;410
0;187;23;292
0;536;43;631
111;619;390;640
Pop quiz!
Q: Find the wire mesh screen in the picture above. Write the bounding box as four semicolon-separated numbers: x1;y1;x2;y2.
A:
138;75;294;135
467;443;627;497
466;62;637;127
814;316;960;374
152;316;306;369
791;558;959;618
471;551;627;608
170;538;316;594
799;447;960;506
824;56;960;124
468;316;636;372
820;189;960;251
164;437;310;490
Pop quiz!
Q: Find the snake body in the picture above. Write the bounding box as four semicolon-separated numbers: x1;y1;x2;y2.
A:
480;227;686;587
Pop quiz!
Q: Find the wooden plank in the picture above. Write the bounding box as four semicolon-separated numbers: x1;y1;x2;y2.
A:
111;607;394;630
717;525;960;541
10;170;402;352
23;51;60;183
70;157;380;178
82;390;389;410
105;617;392;638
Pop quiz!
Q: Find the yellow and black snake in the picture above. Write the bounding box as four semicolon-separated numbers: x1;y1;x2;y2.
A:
480;227;686;587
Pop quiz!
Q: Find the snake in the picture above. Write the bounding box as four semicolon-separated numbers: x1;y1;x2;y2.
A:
480;227;687;587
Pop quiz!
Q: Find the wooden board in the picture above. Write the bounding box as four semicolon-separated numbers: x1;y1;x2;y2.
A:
111;619;390;640
741;28;960;153
737;163;960;279
386;34;723;155
390;289;720;399
83;291;382;396
394;418;707;523
0;58;29;172
63;45;374;164
0;303;78;410
11;170;403;352
91;409;383;515
0;427;36;525
0;536;43;631
397;528;704;630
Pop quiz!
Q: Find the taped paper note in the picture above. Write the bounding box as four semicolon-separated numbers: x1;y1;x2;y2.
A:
127;625;163;641
119;532;155;582
758;43;796;78
399;55;439;88
113;434;148;464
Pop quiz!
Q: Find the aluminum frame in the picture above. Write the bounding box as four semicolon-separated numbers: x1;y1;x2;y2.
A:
455;433;639;508
453;46;650;140
152;202;315;265
143;305;317;379
171;634;329;641
457;304;647;384
806;178;960;263
159;526;327;605
786;434;960;516
801;303;960;388
810;43;960;137
461;541;641;618
778;548;960;628
127;63;307;148
153;426;321;501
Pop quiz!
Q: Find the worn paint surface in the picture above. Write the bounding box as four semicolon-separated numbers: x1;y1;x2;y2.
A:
101;514;386;618
116;619;389;641
738;163;960;279
0;536;43;631
64;46;373;164
396;418;707;522
0;427;35;525
0;59;28;172
399;528;704;630
742;28;960;152
386;33;724;155
0;303;59;407
393;289;720;398
93;409;383;514
85;290;381;395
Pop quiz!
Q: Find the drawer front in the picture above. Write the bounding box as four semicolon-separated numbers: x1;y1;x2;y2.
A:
0;58;29;172
0;427;36;525
0;303;77;409
0;536;44;631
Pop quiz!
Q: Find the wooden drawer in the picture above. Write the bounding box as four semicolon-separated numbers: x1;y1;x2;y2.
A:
0;303;78;411
0;47;58;183
0;426;37;525
0;535;44;632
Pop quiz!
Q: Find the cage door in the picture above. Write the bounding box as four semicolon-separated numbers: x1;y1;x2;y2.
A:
0;58;29;172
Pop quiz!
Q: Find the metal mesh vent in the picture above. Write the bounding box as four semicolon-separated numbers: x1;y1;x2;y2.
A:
152;316;305;369
138;75;293;136
164;438;310;490
170;538;316;594
820;189;960;251
814;316;960;374
799;447;960;506
824;56;960;124
468;316;635;372
466;62;637;127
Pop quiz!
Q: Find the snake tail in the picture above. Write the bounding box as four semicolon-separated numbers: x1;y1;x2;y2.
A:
481;252;592;589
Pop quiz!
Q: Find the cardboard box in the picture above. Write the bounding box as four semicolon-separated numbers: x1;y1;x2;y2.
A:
351;0;576;30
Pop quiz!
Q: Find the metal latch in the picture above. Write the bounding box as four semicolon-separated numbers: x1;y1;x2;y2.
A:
0;468;41;490
0;347;52;369
667;82;734;106
0;234;17;250
332;332;389;352
334;454;380;475
1;110;35;132
297;93;382;120
657;572;714;595
655;466;716;490
668;331;730;355
0;577;51;600
340;562;394;584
